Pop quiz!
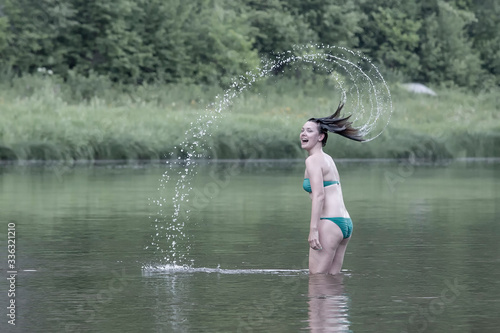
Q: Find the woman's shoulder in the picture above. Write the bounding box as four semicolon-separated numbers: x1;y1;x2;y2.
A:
305;153;324;166
321;153;338;172
306;153;331;174
326;153;336;164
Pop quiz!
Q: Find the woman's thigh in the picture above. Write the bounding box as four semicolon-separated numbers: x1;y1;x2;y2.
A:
309;220;344;274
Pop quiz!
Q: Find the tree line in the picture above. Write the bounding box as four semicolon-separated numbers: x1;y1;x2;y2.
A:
0;0;498;89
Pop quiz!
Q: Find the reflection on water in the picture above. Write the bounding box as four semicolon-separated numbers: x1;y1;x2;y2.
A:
306;274;351;332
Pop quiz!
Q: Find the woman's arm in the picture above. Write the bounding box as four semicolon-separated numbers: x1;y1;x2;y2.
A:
306;156;325;250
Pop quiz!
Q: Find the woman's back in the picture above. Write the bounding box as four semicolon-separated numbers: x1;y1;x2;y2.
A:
318;153;349;218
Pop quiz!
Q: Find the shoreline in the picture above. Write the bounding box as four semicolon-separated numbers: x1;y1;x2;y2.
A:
1;157;499;168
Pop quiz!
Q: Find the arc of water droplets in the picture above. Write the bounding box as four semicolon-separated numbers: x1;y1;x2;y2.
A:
271;45;392;141
148;44;392;267
149;77;255;265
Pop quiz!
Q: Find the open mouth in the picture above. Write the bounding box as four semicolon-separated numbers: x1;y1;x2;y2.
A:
301;138;309;143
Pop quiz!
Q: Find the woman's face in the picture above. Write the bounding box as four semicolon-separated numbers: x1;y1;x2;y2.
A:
300;121;323;150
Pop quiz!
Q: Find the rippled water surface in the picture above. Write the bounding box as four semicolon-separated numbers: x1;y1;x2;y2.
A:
0;160;499;332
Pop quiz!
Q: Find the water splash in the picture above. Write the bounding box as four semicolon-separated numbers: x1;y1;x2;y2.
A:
142;264;309;276
147;44;392;267
269;44;393;141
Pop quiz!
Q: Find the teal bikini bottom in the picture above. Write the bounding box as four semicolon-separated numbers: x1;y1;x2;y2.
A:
320;217;353;239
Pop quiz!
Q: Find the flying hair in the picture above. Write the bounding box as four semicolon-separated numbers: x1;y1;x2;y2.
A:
308;102;365;145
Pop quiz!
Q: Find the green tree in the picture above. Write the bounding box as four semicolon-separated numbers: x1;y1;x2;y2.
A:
1;0;497;89
180;0;260;86
357;1;422;80
62;0;145;83
0;14;9;59
243;0;315;56
286;0;364;49
469;0;500;86
132;0;193;83
0;0;75;74
418;0;483;87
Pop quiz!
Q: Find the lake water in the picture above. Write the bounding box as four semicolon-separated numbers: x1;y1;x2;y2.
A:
0;159;499;332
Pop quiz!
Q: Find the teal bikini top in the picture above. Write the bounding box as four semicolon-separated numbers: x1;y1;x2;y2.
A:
303;178;339;193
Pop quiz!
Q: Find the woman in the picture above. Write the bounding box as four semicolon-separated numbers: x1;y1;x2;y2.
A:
300;103;364;275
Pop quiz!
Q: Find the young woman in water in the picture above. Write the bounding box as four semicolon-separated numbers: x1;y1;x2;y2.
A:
300;103;364;274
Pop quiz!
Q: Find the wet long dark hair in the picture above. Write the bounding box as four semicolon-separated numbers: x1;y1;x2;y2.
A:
308;102;365;146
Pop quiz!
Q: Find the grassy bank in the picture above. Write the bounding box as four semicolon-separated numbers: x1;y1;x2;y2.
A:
0;75;499;162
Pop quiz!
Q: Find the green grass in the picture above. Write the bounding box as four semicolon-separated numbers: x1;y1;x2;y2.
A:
0;74;499;162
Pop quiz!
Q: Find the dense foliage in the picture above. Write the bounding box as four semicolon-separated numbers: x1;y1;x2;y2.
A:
0;0;498;89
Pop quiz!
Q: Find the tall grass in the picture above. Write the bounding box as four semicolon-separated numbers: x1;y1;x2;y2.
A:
0;74;498;162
